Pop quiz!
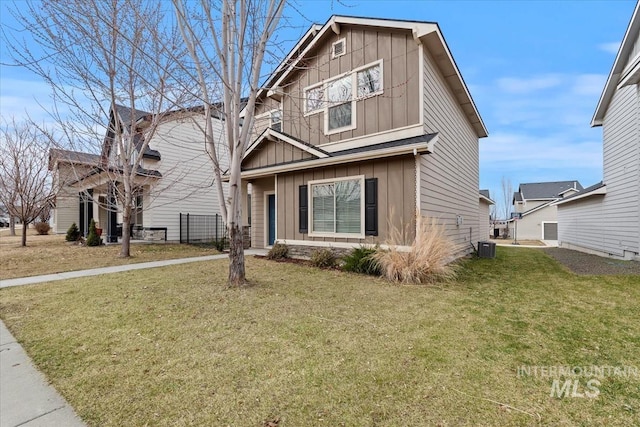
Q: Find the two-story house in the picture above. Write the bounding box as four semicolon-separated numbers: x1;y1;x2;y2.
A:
511;181;583;241
556;3;640;260
50;104;228;242
239;15;488;255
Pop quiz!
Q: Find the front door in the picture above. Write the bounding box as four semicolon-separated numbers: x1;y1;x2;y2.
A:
268;194;276;246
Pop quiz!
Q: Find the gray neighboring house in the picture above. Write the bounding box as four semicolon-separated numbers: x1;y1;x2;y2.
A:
555;3;639;260
512;181;583;241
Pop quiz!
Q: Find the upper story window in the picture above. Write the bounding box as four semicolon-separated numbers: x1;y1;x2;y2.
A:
327;75;353;131
357;64;382;98
332;38;346;59
305;86;324;114
270;109;282;132
303;60;383;135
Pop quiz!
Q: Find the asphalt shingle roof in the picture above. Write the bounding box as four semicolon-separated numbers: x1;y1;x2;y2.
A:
517;181;584;200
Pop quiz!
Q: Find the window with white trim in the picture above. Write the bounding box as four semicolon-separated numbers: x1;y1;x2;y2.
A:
327;75;353;131
305;86;324;113
303;60;383;135
270;109;282;132
310;176;363;236
357;64;382;98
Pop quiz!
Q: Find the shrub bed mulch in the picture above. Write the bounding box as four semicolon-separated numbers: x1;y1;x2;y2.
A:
544;247;640;275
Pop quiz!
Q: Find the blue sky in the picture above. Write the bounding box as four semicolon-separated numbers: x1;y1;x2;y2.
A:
0;0;637;207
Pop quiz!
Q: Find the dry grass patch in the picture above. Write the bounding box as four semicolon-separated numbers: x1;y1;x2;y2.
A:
0;232;220;280
1;249;639;426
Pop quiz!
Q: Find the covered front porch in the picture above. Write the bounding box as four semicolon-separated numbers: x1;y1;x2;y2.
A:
71;168;156;243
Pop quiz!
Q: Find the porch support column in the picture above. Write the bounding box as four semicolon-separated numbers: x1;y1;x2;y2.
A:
107;182;118;243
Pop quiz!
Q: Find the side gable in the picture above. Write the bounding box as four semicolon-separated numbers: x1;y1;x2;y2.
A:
253;15;487;146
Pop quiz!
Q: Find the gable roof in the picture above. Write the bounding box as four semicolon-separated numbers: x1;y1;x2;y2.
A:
49;148;101;171
237;132;437;179
553;181;607;206
258;15;487;138
479;189;494;204
592;2;640;126
515;181;584;201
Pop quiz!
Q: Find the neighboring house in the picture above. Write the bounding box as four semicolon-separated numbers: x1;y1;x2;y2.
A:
49;149;102;235
556;4;640;260
50;104;228;242
237;15;488;255
479;190;494;240
512;181;583;241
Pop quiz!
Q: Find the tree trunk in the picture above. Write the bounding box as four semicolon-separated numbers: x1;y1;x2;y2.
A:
21;221;27;246
9;216;16;236
120;214;131;257
228;221;246;286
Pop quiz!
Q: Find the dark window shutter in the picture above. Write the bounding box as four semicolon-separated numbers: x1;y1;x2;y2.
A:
365;178;378;236
299;185;308;234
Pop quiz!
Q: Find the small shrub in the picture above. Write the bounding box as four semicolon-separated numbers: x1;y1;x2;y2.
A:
373;216;459;284
310;248;337;268
34;221;51;235
212;237;227;251
86;218;102;247
342;246;381;275
66;222;81;242
267;243;288;260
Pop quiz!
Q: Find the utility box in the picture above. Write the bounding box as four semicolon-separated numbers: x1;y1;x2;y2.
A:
478;241;496;258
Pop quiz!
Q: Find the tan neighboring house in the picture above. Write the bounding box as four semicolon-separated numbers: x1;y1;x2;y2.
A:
479;190;494;240
556;3;640;260
49;104;228;242
512;181;582;241
237;15;488;255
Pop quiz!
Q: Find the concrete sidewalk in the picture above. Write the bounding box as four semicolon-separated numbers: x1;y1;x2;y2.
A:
0;249;269;426
1;321;86;427
1;249;268;289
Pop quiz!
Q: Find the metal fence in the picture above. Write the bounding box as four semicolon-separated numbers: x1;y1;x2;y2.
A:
179;213;226;244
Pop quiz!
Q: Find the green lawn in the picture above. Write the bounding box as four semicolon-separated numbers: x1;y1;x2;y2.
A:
1;247;639;426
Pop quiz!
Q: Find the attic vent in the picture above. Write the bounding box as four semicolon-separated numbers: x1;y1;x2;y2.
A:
332;38;346;59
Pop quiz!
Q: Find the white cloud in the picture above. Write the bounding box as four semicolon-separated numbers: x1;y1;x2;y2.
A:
571;74;607;96
496;74;563;94
597;41;620;55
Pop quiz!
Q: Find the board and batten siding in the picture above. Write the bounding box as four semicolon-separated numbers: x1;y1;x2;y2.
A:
143;115;228;241
420;47;480;252
253;26;421;147
262;156;416;249
243;139;315;170
600;84;640;257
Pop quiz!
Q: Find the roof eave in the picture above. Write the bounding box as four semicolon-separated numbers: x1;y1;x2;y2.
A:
591;3;640;127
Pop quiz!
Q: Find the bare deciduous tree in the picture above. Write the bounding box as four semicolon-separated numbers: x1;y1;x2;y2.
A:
173;0;286;286
0;118;57;246
5;0;191;257
499;176;514;238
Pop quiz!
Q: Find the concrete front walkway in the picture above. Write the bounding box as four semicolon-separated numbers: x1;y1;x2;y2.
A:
1;249;268;289
0;249;268;426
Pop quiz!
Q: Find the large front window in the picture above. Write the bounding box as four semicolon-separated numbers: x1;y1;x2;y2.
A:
311;177;363;236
